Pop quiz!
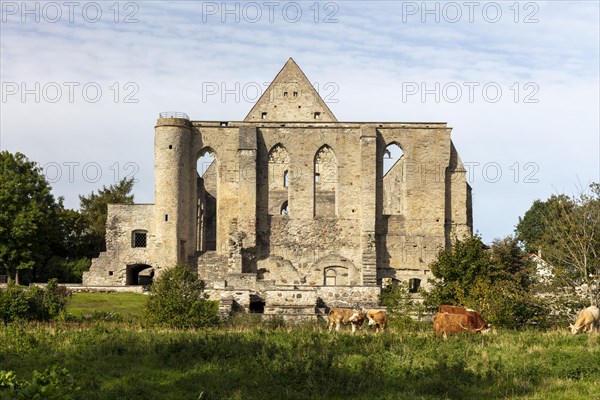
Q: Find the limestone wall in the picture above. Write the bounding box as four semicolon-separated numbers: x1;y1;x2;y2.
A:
83;204;154;286
316;286;381;308
84;58;473;322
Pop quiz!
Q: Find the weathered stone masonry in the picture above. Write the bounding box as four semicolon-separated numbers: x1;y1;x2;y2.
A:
83;59;472;318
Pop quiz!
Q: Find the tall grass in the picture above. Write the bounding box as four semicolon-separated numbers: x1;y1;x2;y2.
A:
0;321;598;399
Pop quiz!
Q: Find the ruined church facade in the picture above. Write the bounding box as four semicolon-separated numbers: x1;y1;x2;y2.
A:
83;59;472;317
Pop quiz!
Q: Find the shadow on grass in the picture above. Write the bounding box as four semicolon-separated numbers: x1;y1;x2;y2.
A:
57;331;534;400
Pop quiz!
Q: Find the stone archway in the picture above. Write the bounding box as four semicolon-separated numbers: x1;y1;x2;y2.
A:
126;264;154;285
311;254;358;286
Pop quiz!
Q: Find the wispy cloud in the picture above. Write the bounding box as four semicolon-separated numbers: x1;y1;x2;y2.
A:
0;0;598;242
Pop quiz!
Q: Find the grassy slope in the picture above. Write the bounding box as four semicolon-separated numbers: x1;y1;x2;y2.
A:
0;322;598;400
66;292;148;318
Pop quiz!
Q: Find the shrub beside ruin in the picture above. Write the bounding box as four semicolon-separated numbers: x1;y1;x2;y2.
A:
144;265;219;329
0;279;69;323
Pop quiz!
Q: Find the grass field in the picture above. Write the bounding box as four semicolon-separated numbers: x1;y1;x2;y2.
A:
66;292;148;318
1;319;598;400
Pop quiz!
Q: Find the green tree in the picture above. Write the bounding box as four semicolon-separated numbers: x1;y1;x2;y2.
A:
145;265;219;329
425;235;544;327
535;184;599;314
515;194;573;254
35;204;93;283
425;235;490;307
79;177;134;255
0;151;58;284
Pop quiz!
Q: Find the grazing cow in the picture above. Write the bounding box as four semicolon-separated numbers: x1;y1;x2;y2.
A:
433;312;490;339
438;305;490;332
365;309;388;333
570;306;600;334
328;308;365;333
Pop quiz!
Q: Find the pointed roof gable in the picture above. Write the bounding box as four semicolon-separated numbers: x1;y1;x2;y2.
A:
244;58;337;122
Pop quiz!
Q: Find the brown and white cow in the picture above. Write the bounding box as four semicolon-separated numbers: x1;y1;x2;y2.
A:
365;309;388;333
328;308;365;333
433;311;490;339
438;305;490;332
570;306;600;334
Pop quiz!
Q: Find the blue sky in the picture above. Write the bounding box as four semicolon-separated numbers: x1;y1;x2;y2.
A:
1;0;599;243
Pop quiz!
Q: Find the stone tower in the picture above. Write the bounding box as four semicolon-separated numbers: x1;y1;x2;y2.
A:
153;117;193;272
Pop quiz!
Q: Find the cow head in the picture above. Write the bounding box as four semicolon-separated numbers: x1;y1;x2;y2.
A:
569;324;581;335
348;310;365;326
476;326;491;335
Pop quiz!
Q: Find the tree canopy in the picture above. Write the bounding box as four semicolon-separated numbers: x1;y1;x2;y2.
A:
517;183;599;313
0;151;59;284
0;151;135;284
79;177;134;255
425;235;544;327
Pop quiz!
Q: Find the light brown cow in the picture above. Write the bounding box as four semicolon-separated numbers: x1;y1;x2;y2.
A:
570;306;600;334
328;308;365;333
433;312;489;339
438;305;490;332
365;309;388;333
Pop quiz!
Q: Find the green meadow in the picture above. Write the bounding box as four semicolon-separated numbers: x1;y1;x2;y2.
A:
1;312;598;399
66;292;148;318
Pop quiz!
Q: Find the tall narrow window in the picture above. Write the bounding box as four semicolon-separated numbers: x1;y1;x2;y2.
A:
197;148;217;252
324;268;336;286
314;145;337;217
383;143;403;175
382;142;404;215
268;144;290;216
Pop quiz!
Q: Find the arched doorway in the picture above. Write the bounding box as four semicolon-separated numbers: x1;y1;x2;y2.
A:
126;264;154;286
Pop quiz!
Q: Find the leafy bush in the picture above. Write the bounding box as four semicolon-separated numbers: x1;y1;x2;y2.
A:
0;366;79;399
0;279;70;323
0;284;30;322
425;235;546;328
379;282;425;329
144;265;218;329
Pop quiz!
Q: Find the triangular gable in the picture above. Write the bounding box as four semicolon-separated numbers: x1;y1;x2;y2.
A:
244;58;337;122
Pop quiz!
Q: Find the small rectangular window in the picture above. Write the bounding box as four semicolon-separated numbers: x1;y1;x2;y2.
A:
133;231;147;248
261;112;267;119
293;91;298;97
409;278;421;293
314;112;321;120
283;91;288;97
